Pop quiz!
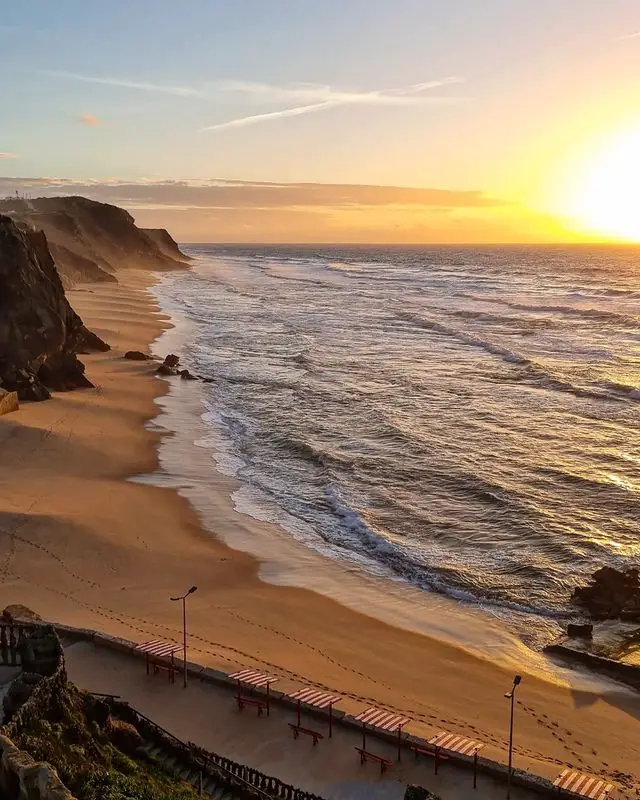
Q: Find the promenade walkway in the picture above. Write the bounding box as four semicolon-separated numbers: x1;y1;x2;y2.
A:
64;639;540;800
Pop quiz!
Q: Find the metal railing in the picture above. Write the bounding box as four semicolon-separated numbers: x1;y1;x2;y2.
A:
100;696;327;800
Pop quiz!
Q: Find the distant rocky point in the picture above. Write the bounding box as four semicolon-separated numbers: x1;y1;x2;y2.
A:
0;195;189;288
0;196;190;402
142;227;192;263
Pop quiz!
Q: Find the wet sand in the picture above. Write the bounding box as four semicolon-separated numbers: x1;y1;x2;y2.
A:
0;269;637;794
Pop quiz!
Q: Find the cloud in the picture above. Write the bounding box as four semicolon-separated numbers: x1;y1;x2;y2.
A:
79;113;101;127
0;152;19;159
202;77;463;132
0;176;542;243
42;70;201;97
210;77;462;105
615;31;640;40
0;176;503;211
202;100;340;132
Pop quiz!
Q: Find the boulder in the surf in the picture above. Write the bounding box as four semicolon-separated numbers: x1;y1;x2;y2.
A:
572;566;640;621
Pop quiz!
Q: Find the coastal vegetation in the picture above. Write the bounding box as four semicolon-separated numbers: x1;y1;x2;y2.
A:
9;682;200;800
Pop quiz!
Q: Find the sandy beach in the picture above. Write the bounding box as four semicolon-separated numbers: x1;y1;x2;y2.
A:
0;268;638;793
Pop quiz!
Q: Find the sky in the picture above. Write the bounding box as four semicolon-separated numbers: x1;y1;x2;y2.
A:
1;0;640;243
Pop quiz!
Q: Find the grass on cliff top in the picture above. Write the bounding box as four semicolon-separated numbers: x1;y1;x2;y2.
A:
9;682;199;800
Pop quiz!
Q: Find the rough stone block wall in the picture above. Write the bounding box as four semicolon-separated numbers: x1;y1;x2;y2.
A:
0;624;76;800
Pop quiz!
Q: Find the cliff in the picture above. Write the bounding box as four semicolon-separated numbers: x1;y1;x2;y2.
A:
0;196;189;288
142;227;191;262
0;215;109;401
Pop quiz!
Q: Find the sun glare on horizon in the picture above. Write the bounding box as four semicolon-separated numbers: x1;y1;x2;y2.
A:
555;121;640;243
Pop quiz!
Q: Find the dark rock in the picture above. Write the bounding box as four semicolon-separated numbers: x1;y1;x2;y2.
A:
75;326;110;355
2;605;42;623
572;567;640;621
567;623;593;639
0;216;109;401
107;718;143;755
163;353;180;368
124;350;151;361
201;377;214;383
179;369;197;380
405;787;442;800
156;363;177;376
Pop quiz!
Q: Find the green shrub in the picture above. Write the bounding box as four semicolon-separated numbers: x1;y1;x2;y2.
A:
8;684;199;800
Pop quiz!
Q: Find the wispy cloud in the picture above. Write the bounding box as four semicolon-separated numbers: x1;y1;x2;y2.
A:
202;77;463;132
42;70;201;97
202;100;340;132
79;113;102;127
210;78;461;105
615;31;640;40
0;152;19;159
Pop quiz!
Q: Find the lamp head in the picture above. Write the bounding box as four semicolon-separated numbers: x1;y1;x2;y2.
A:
505;674;522;698
188;586;198;595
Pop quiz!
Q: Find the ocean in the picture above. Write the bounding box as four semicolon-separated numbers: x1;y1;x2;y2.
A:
150;244;640;648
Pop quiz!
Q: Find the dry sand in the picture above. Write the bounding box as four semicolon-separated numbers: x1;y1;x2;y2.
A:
0;269;638;795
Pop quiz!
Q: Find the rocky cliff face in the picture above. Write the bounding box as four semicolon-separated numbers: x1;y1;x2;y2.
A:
0;196;189;288
0;215;109;401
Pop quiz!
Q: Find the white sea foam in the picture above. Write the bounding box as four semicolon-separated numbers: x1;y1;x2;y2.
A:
143;245;640;654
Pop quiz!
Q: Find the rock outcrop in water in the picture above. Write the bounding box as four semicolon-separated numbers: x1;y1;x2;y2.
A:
0;215;109;400
572;566;640;621
0;196;189;288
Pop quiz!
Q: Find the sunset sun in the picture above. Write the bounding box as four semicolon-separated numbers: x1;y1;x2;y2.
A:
560;122;640;242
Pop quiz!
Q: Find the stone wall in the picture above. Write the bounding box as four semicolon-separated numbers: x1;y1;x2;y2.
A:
544;644;640;691
0;623;75;800
0;734;73;800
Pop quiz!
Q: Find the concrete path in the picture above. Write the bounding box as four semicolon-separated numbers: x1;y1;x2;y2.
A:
64;639;539;800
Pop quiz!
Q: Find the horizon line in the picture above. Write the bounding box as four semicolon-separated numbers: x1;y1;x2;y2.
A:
176;239;640;247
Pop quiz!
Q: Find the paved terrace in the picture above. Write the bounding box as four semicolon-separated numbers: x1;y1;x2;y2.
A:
64;639;541;800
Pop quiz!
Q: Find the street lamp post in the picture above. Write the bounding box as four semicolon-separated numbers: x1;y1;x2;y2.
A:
171;586;197;688
504;674;522;799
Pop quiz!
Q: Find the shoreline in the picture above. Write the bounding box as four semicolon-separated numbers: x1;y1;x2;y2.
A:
136;280;572;678
0;268;639;789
